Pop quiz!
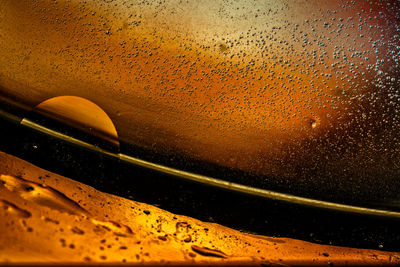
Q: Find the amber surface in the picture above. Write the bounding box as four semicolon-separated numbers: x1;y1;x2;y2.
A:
34;96;120;146
0;151;399;266
0;0;399;186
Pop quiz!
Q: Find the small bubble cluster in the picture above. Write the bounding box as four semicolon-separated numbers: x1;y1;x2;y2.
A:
0;0;399;199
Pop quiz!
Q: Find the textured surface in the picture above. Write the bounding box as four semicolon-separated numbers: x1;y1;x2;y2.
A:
0;0;399;191
0;151;399;265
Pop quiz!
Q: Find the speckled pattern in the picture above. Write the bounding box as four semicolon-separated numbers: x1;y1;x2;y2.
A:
0;151;399;265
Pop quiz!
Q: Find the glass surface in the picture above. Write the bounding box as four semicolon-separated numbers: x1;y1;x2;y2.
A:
0;0;399;209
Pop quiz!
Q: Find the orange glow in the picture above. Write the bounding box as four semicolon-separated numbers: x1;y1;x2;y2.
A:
34;96;119;147
0;151;399;265
0;0;397;175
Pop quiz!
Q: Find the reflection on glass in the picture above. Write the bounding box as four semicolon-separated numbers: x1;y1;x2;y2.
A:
0;0;399;206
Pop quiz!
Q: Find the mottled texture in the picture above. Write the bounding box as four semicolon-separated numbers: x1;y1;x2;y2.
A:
0;151;399;266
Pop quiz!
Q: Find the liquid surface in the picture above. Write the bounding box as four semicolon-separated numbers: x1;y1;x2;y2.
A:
0;150;399;264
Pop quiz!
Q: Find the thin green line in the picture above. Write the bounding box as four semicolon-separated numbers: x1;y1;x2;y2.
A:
19;118;400;219
21;119;119;159
0;108;22;123
118;153;400;218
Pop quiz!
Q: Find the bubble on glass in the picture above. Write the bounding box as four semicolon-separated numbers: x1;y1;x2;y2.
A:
0;0;399;203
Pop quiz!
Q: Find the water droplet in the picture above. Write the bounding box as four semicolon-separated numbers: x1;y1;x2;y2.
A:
311;120;317;128
143;210;150;215
70;226;85;235
0;175;88;216
91;219;133;237
158;235;167;241
0;199;31;218
191;245;228;258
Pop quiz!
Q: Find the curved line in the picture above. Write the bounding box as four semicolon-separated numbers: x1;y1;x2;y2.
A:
33;95;120;147
17;118;400;219
0;108;22;123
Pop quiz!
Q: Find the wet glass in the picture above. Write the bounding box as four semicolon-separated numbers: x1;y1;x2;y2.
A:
0;0;399;213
